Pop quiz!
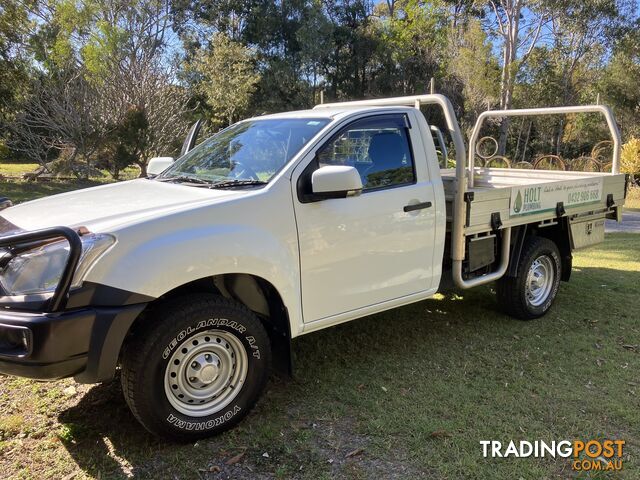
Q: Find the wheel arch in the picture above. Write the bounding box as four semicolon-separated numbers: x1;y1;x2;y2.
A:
123;274;293;377
505;219;572;282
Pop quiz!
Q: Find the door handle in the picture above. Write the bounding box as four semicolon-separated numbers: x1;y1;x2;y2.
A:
403;201;432;212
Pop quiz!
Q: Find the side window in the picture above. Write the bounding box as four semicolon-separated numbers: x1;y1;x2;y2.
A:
317;115;415;190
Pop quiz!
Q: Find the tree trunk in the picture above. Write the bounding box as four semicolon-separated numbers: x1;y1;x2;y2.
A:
554;68;574;156
137;161;147;178
498;53;516;156
496;1;528;157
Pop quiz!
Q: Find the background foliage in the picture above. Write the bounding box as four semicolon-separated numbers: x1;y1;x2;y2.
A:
1;0;639;178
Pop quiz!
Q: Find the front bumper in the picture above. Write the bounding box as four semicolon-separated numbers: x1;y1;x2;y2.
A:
0;303;146;383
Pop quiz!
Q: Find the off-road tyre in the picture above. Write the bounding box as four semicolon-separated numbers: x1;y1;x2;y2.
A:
496;236;562;320
120;294;271;441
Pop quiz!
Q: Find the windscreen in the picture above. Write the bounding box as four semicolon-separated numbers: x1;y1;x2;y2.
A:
159;118;330;184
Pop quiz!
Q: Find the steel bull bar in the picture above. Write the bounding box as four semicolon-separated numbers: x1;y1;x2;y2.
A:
0;226;148;382
0;226;83;312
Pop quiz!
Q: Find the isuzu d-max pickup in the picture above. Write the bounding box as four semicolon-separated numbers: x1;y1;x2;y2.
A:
0;95;627;440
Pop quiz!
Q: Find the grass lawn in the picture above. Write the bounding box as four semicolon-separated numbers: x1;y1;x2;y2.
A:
0;178;638;479
1;236;638;480
0;163;40;176
0;171;638;478
1;163;141;204
1;180;105;204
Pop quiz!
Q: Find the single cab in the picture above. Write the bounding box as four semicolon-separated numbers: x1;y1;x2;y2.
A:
0;95;627;440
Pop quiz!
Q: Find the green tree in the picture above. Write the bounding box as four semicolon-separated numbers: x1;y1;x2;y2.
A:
449;20;500;134
0;0;36;157
598;23;640;140
6;0;189;177
296;0;334;104
99;107;149;179
377;0;449;95
322;0;379;99
2;0;639;174
192;33;260;126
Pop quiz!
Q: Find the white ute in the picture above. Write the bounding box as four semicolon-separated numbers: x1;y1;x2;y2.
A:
0;95;627;440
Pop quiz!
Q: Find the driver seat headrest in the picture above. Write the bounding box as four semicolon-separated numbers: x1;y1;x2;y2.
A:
367;132;407;171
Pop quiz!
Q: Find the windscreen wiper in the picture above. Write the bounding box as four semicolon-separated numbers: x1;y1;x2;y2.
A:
210;179;268;189
155;175;213;186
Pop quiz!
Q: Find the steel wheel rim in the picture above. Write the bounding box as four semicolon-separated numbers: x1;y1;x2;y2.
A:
526;255;555;307
164;330;248;417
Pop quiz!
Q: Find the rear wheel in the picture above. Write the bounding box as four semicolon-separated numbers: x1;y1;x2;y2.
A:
121;294;270;441
497;236;562;320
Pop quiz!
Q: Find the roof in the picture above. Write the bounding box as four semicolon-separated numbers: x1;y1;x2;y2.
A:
252;105;416;122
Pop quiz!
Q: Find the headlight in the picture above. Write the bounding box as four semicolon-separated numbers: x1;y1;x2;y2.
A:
0;233;115;296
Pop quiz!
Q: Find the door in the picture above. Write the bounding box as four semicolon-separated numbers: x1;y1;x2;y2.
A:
293;113;438;322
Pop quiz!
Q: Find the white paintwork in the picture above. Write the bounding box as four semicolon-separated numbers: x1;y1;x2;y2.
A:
1;179;244;232
317;95;472;285
147;156;175;175
311;166;363;194
0;98;624;339
293;108;442;323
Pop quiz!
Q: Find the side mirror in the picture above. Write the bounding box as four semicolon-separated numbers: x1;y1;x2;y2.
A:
147;157;175;176
0;197;12;211
311;165;363;199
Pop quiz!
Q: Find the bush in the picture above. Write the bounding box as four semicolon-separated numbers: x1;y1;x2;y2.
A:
0;141;10;161
621;137;640;175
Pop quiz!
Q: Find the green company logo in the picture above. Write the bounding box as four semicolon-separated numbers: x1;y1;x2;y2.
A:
513;187;542;214
514;190;523;213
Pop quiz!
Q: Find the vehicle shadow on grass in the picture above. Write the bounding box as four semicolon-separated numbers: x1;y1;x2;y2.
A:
59;374;354;479
57;380;164;478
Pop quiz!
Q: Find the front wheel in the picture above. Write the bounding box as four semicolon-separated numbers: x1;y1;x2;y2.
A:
120;294;271;441
496;236;562;320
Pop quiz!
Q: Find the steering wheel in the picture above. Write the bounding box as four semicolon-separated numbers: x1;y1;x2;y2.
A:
230;161;259;180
